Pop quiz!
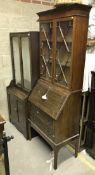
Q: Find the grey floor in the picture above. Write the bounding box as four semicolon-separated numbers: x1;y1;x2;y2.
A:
1;122;95;175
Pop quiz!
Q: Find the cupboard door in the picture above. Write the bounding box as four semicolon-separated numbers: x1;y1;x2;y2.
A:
21;37;31;90
12;37;21;86
40;22;53;80
10;94;18;124
55;18;73;87
17;100;26;130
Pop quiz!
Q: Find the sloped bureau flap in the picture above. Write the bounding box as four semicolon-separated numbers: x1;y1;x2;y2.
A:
28;80;69;120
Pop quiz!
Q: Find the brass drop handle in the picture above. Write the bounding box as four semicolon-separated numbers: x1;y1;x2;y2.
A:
41;87;51;100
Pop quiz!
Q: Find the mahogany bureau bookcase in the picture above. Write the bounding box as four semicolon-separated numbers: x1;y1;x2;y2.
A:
28;3;91;169
7;32;39;139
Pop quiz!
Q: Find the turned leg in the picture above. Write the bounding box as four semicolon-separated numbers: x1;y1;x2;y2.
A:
75;137;79;158
54;149;58;170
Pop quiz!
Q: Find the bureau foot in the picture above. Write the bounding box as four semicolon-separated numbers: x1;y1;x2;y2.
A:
28;120;32;140
54;149;58;170
75;137;79;158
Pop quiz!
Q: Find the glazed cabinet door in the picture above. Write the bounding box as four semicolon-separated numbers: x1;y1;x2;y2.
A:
55;18;73;87
40;22;53;81
12;37;21;86
21;37;31;90
11;34;31;91
40;18;73;87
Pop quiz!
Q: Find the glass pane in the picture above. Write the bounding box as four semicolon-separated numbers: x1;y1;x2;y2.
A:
40;22;53;80
55;19;73;87
13;37;21;86
21;37;31;90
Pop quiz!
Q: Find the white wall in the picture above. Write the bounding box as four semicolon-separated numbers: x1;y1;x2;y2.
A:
0;0;52;120
83;5;95;91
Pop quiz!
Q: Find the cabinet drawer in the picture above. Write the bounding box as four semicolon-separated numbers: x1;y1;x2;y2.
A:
30;104;54;137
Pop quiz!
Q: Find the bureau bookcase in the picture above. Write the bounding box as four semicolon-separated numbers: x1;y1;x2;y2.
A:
28;4;91;169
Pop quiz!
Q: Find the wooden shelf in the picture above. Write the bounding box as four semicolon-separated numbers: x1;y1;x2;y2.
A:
87;39;95;46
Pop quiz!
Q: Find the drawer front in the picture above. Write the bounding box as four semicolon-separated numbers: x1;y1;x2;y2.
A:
30;104;54;138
